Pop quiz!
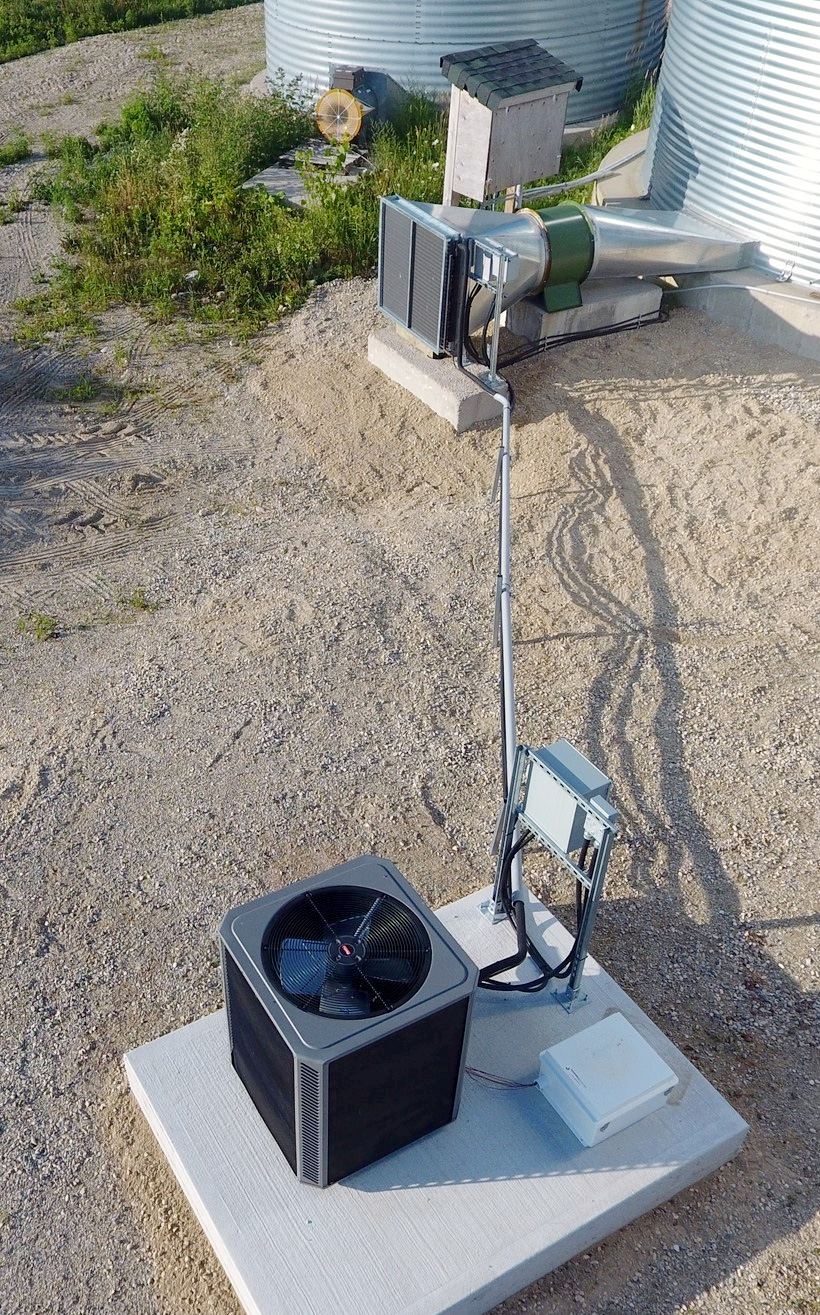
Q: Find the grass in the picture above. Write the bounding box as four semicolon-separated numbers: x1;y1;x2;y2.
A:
0;0;257;64
19;74;655;343
120;586;160;612
15;589;163;641
541;78;656;207
0;134;30;166
0;191;25;223
20;75;446;339
55;373;100;401
17;612;58;640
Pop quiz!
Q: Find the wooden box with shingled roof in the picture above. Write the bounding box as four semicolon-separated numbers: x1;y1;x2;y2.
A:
440;39;582;205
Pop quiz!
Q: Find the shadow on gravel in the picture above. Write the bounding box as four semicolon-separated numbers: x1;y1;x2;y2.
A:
501;364;819;1313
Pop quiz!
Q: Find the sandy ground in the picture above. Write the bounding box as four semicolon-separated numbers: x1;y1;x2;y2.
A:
1;11;819;1315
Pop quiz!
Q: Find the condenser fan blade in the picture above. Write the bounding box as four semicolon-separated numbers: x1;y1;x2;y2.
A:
363;956;416;984
265;883;433;1017
279;937;330;998
320;979;371;1019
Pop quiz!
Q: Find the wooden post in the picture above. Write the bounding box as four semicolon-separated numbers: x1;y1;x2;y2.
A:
442;86;463;206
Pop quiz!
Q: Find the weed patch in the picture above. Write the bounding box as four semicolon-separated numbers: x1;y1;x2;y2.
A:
23;76;446;338
0;134;30;167
17;612;58;640
0;191;25;224
120;587;161;613
0;0;257;64
22;76;655;342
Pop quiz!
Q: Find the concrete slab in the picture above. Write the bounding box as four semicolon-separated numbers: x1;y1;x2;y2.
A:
125;886;748;1315
242;164;308;208
506;277;663;342
368;327;501;431
663;270;820;365
592;130;650;208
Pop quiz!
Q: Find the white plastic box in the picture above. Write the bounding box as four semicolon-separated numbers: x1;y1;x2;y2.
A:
537;1012;679;1147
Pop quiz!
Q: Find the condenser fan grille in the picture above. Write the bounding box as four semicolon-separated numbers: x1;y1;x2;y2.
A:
263;886;433;1019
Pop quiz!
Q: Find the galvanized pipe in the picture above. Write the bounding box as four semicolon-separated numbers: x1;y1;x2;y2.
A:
413;200;755;335
580;206;757;279
493;389;523;900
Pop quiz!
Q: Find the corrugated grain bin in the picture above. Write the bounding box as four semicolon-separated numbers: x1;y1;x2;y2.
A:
643;0;820;286
264;0;666;126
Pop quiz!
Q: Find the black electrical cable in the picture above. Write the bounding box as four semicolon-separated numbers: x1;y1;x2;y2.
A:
463;283;484;364
477;834;530;987
478;832;584;993
480;300;495;367
478;896;529;986
465;1066;538;1090
575;838;590;931
479;827;599;993
497;831;530;916
497;307;667;370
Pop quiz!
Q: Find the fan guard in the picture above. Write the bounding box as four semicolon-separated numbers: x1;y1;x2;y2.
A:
263;885;433;1019
315;87;363;142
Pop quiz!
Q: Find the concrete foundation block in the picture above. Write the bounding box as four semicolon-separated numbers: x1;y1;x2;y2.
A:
507;277;663;342
368;326;501;431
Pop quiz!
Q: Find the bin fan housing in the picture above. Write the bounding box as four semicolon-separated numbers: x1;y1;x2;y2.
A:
220;857;478;1187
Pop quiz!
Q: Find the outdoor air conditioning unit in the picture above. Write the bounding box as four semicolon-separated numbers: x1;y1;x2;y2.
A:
220;856;478;1187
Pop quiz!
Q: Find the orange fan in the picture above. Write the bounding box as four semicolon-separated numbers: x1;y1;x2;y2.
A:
315;87;364;142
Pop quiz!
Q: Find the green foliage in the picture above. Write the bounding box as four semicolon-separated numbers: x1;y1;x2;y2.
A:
49;372;103;401
0;191;25;223
0;134;30;166
0;0;256;64
22;75;654;342
17;612;58;640
23;75;447;337
120;586;160;612
539;78;657;208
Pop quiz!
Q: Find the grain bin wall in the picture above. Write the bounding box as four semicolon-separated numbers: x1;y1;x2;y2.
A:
642;0;820;286
264;0;666;126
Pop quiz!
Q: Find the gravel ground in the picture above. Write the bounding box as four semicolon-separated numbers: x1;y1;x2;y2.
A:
0;13;818;1315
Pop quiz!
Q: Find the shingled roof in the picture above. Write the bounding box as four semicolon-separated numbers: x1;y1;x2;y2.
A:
440;39;581;112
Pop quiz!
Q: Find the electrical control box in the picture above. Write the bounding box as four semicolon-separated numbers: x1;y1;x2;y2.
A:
521;739;611;856
537;1012;679;1146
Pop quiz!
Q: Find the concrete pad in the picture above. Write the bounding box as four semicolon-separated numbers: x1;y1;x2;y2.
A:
663;270;820;365
368;327;501;431
506;278;663;343
592;130;650;208
125;886;747;1315
243;163;360;210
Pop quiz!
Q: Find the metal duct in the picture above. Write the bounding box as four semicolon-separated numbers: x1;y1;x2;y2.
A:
395;200;754;333
264;0;666;125
413;204;549;333
642;0;820;286
582;208;757;280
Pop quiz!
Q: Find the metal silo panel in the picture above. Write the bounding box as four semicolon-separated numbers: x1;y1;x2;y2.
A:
644;0;820;285
264;0;667;126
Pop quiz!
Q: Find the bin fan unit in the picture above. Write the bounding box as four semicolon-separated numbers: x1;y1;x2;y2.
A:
220;857;478;1187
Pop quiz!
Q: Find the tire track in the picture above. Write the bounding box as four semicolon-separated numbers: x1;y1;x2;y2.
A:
0;300;263;611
